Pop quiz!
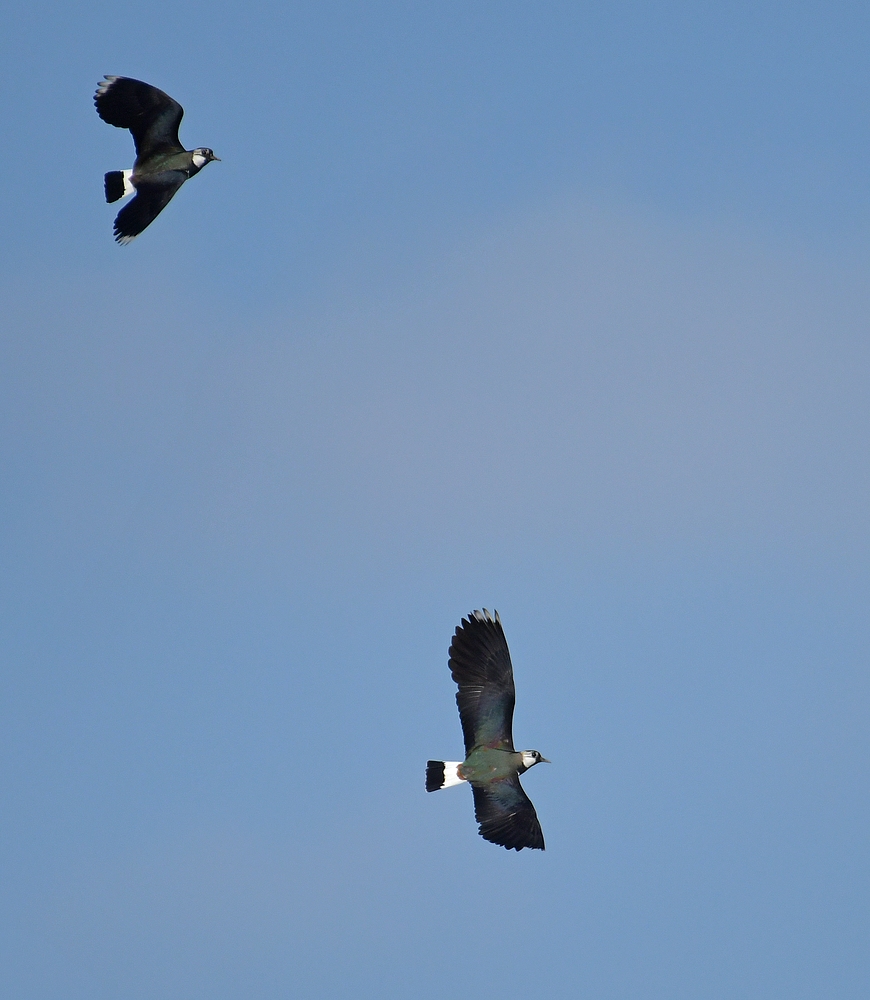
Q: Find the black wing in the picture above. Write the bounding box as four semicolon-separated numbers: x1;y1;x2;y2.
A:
449;609;515;755
112;174;186;244
95;77;185;159
471;775;545;851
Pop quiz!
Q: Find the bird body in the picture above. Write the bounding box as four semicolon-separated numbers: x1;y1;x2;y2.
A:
94;76;219;243
427;610;549;851
458;746;539;783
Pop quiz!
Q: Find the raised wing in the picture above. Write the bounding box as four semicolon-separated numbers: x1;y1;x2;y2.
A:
449;609;515;755
95;77;185;159
471;775;545;851
112;174;186;244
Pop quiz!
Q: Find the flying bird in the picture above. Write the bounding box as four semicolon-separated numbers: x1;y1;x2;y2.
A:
94;76;219;244
426;609;549;851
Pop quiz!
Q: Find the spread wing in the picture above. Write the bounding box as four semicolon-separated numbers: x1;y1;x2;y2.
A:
95;77;185;159
471;775;545;851
112;174;186;244
449;609;515;755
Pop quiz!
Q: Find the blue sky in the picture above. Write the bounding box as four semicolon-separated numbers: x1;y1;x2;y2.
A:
2;3;869;998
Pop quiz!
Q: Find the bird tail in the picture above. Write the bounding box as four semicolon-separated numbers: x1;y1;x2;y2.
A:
104;170;134;203
426;761;466;792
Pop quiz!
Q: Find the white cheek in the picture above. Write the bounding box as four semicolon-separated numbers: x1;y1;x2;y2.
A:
192;152;207;169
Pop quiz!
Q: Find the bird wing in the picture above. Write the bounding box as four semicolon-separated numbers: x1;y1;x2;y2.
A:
449;609;516;755
95;77;185;159
471;775;545;851
112;174;186;244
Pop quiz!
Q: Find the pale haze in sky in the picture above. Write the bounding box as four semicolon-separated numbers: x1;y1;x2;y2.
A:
2;3;868;998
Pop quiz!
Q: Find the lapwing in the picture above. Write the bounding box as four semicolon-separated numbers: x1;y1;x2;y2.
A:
94;76;219;244
426;610;549;851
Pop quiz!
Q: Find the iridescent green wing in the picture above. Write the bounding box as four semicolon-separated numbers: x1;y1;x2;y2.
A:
449;610;515;755
471;775;545;851
95;77;185;159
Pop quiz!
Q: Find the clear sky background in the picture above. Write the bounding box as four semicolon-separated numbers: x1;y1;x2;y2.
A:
2;3;869;998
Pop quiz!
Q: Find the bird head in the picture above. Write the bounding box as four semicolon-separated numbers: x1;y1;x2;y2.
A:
520;750;550;770
191;148;221;170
